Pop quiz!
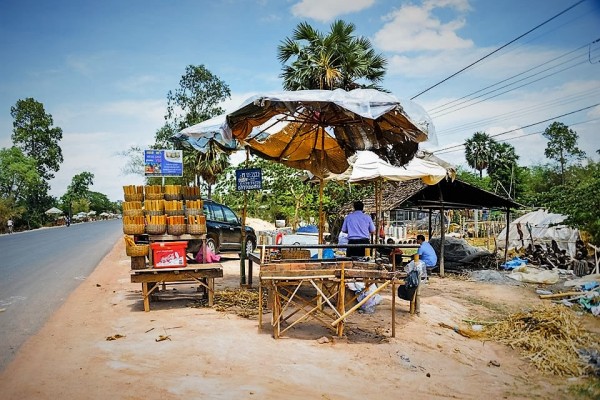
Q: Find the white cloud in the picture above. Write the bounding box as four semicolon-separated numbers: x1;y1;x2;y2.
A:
374;1;472;53
291;0;375;22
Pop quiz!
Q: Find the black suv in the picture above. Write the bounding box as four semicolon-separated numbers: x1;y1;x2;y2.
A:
199;199;256;255
136;199;256;257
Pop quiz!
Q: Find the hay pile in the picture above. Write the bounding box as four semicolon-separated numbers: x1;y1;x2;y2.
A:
212;288;266;319
481;305;600;376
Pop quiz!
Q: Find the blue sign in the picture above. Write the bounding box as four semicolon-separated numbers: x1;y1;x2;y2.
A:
236;168;262;191
144;150;183;177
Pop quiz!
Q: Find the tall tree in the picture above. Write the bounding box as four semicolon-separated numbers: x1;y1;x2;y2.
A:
10;98;63;181
542;122;586;184
62;172;94;218
278;20;387;91
165;65;231;132
464;132;495;178
162;65;232;194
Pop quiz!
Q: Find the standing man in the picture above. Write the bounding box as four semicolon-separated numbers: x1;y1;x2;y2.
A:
7;218;13;234
416;234;437;270
341;201;375;258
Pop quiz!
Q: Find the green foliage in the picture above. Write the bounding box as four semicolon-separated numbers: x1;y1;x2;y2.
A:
88;191;118;214
487;142;520;199
464;131;494;178
278;20;387;91
0;147;43;203
542;122;586;184
10;98;63;181
165;65;231;131
455;166;492;190
212;158;372;231
162;65;232;193
541;161;600;245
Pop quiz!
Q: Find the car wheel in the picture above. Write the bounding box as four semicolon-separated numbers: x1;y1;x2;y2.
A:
206;237;218;254
244;238;255;256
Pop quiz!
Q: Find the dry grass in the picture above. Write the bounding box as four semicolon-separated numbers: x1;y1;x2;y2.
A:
479;305;600;376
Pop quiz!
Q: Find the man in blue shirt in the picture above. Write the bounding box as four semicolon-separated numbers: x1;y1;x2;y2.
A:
416;234;437;269
341;201;375;258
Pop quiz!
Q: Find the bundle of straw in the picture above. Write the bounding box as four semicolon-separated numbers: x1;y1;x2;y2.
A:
481;305;600;376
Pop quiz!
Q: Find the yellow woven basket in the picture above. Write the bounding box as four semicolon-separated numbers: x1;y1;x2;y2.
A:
146;223;167;235
167;224;186;236
126;244;149;257
123;224;145;235
187;224;207;235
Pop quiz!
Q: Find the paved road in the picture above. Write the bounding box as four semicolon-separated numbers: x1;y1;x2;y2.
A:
0;219;122;371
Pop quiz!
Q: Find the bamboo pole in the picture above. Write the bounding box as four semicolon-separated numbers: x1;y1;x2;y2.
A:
331;280;391;326
337;263;345;336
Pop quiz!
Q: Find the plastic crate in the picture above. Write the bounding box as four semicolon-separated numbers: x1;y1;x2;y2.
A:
150;241;188;268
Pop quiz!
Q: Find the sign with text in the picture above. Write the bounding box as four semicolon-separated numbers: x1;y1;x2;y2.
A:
235;168;262;191
144;150;183;177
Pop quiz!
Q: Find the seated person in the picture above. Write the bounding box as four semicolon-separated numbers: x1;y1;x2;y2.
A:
416;234;437;270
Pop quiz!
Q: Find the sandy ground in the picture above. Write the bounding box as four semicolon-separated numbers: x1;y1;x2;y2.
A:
0;223;598;399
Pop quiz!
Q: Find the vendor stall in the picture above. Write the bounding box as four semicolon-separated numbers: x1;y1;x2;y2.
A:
251;243;420;339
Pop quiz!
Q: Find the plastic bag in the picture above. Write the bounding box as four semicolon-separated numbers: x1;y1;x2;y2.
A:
356;283;382;313
405;269;420;288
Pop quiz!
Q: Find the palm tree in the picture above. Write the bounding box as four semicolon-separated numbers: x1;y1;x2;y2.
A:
277;20;387;91
488;142;519;198
464;132;495;178
192;142;230;200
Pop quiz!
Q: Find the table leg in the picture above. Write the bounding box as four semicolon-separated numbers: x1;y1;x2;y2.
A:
391;280;396;337
258;279;263;331
142;282;150;312
208;278;214;306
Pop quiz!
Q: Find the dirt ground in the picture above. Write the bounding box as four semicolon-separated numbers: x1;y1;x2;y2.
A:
0;224;598;399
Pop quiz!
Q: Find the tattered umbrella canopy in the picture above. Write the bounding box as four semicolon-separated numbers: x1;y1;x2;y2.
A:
224;88;433;177
45;207;63;215
223;89;434;243
173;114;240;154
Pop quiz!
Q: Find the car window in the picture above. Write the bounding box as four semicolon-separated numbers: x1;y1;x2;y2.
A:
206;203;225;222
222;206;239;224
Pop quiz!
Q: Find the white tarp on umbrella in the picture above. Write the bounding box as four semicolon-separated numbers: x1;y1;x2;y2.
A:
496;209;580;257
175;114;239;153
326;150;449;185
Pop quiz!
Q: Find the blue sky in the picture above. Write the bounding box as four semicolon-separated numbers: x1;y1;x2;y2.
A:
1;0;599;201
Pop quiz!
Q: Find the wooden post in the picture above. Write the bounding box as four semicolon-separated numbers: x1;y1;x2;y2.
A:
142;282;150;312
258;279;263;331
391;253;396;338
337;263;345;337
504;208;510;264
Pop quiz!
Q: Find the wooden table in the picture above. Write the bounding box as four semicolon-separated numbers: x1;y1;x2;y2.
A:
130;265;223;312
250;252;416;339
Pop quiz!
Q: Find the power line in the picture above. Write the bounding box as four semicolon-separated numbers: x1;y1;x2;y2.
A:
432;103;600;154
410;0;587;100
435;87;599;137
428;41;597;115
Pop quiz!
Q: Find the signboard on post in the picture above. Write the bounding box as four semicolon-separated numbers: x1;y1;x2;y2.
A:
236;168;262;191
144;150;183;177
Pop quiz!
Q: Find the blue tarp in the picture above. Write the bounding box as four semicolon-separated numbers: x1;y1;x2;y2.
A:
297;225;318;233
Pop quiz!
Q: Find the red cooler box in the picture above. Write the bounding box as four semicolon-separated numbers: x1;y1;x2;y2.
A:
150;241;188;268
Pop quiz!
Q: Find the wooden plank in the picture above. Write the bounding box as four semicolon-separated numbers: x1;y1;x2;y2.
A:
336;269;396;279
260;269;337;278
131;269;223;283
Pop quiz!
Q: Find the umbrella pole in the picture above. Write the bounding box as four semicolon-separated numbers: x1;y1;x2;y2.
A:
240;147;250;287
319;177;324;245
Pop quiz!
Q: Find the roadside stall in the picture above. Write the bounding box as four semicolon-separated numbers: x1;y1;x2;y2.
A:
175;88;434;337
123;182;223;312
250;243;421;338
